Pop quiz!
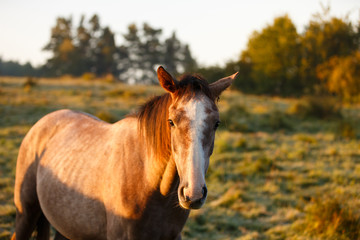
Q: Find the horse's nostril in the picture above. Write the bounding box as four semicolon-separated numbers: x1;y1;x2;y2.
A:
202;186;207;199
179;186;190;202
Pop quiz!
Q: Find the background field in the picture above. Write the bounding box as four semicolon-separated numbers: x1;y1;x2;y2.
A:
1;77;360;239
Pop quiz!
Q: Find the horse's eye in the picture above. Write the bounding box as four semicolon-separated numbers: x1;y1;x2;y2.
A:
214;121;220;130
168;119;175;127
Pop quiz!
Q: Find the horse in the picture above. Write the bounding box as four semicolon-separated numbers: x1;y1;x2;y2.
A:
12;66;237;240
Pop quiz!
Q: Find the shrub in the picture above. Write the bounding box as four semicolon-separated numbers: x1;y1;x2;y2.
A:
23;76;37;90
82;72;96;81
260;110;292;131
103;73;116;82
288;96;342;119
336;120;357;140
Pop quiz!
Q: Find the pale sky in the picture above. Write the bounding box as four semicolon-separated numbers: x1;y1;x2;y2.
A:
0;0;359;67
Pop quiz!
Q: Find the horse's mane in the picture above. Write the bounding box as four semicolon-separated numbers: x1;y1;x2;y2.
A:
137;74;214;162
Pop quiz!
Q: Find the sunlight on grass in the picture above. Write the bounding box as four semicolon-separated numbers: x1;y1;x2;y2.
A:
1;77;360;239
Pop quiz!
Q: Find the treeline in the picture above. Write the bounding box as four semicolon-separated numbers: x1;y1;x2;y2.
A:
217;8;360;101
0;14;197;84
42;15;197;84
1;8;360;101
0;59;39;77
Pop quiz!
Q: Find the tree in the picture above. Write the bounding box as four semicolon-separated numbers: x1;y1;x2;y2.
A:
243;15;301;95
120;23;163;84
163;32;182;75
43;14;119;77
119;23;197;84
119;23;143;84
196;66;226;84
163;32;197;75
300;6;359;92
141;23;163;83
80;14;117;76
43;17;75;76
93;26;117;76
317;51;360;102
0;58;38;76
182;44;197;73
225;52;254;92
42;16;197;81
72;15;92;75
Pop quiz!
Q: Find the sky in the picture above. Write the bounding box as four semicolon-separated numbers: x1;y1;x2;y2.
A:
0;0;359;67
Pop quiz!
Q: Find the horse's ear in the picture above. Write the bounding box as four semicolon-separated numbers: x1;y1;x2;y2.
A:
157;66;178;93
209;72;239;98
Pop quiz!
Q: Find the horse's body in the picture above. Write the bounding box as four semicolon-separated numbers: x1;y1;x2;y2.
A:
12;67;237;240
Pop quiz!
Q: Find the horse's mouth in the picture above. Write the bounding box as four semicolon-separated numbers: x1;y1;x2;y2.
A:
179;197;206;210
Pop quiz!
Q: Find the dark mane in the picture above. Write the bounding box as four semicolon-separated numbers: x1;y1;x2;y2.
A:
175;74;214;101
137;74;214;162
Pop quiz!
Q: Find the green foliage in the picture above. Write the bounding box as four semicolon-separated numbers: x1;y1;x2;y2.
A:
244;15;302;95
43;15;118;77
119;24;196;84
195;66;226;84
0;59;38;77
37;16;196;82
119;23;162;84
299;8;360;95
219;6;360;100
301;8;359;90
3;6;360;102
225;57;254;92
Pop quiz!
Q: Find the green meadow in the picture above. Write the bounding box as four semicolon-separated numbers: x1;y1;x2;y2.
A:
1;77;360;239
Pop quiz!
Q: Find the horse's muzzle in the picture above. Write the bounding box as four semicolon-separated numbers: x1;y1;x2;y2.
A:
178;185;207;209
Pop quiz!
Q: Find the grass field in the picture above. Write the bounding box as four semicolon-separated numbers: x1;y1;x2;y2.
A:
1;76;360;239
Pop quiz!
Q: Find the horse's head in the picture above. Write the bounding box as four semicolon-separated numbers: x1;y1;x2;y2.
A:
157;67;237;209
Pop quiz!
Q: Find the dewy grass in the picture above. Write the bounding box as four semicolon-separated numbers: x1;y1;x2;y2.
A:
1;77;360;239
300;193;360;240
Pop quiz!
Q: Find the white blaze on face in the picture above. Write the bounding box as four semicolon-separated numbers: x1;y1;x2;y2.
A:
182;97;208;198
